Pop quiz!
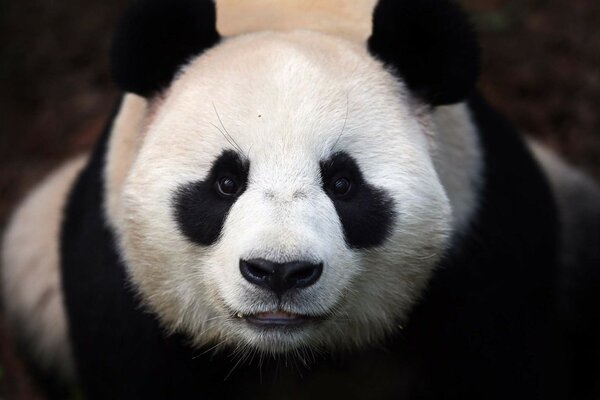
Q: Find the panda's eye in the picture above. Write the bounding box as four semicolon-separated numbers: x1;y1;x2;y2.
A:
331;177;352;198
216;176;240;197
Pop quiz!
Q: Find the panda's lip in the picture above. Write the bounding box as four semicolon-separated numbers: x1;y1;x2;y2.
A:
236;311;318;327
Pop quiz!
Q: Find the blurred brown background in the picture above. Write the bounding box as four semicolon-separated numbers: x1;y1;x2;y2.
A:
0;0;599;398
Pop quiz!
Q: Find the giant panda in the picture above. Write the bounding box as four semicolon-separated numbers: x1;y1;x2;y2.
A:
2;0;600;398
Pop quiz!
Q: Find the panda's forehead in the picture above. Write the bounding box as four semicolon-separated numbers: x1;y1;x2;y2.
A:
148;30;429;176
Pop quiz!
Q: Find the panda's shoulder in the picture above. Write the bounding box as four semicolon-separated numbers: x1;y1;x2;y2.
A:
1;155;87;383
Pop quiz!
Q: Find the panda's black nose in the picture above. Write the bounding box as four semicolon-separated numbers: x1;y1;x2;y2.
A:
239;258;323;295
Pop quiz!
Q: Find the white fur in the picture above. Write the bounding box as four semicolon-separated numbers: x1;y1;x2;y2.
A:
104;94;149;231
117;31;461;353
529;140;600;212
431;104;483;233
1;156;87;380
529;141;600;266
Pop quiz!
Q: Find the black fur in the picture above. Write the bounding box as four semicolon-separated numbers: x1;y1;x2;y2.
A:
110;0;220;97
368;0;480;106
396;94;568;399
556;183;600;398
320;151;396;249
173;150;249;246
61;101;217;398
60;95;580;399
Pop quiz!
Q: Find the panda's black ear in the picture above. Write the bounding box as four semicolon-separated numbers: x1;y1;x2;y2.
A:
110;0;220;97
368;0;480;106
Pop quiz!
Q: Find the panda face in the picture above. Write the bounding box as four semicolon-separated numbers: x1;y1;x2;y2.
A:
118;31;452;354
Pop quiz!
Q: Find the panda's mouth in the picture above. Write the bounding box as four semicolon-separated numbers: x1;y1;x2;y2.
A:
236;311;318;327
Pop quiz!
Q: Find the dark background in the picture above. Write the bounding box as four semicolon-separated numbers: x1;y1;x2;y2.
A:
1;0;599;398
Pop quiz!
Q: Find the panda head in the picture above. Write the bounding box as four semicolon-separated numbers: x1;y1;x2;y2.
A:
110;0;479;354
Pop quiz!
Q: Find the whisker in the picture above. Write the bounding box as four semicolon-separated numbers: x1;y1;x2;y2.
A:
212;102;246;156
331;93;350;153
193;338;228;359
210;122;240;154
191;315;229;339
246;143;254;159
204;315;228;322
224;344;250;381
258;350;265;384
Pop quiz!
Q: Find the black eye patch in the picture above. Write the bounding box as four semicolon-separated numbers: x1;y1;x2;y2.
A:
173;150;249;246
320;152;396;249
